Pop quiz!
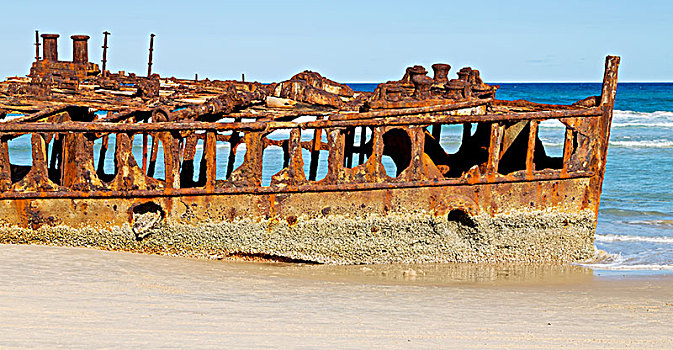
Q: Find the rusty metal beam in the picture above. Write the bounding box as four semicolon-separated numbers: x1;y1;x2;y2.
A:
0;169;594;200
0;107;603;133
334;98;493;121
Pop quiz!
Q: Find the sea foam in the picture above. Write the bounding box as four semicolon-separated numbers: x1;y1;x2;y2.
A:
609;140;673;148
583;263;673;271
612;110;673;128
537;110;673;129
595;234;673;244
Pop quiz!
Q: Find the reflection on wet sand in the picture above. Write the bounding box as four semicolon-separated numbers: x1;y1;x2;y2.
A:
252;261;594;286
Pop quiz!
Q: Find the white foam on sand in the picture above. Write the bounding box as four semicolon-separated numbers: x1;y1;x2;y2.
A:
578;250;673;271
587;263;673;271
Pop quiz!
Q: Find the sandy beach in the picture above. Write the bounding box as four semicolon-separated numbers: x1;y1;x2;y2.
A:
1;244;671;349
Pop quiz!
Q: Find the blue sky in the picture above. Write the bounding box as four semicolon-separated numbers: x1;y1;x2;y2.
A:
1;0;671;82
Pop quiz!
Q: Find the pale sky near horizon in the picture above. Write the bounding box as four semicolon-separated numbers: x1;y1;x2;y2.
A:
0;0;671;83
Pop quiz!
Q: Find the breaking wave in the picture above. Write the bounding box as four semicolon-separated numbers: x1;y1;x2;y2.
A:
610;140;673;148
578;251;673;271
612;110;673;129
595;234;673;244
625;219;673;227
538;110;673;129
541;139;673;150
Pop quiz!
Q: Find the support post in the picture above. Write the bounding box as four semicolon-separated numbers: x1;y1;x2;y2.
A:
102;31;110;77
147;135;159;177
486;122;504;179
309;123;324;181
588;55;620;214
597;56;620;167
462;123;471;143
225;118;242;179
142;133;148;173
525;120;538;178
358;126;367;165
147;33;155;77
205;131;217;190
343;127;355;167
561;127;574;176
97;134;109;175
432;124;442;141
34;30;41;61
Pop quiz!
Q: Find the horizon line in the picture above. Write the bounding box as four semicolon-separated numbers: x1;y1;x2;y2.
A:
345;81;673;84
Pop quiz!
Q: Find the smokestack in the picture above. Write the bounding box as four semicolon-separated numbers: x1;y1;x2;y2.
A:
41;34;59;62
71;35;90;64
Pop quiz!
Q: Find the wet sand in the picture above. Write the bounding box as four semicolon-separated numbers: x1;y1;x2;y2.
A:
1;244;672;349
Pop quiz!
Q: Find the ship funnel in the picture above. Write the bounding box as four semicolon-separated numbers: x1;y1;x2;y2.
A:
41;34;59;62
71;35;90;64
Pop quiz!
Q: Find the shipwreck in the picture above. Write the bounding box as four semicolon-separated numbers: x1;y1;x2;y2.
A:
0;32;619;263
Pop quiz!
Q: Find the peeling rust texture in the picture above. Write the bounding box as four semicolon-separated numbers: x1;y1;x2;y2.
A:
0;32;620;263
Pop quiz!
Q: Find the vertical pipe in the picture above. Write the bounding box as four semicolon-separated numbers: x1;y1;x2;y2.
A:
147;33;155;77
34;30;41;61
241;73;245;82
101;31;110;77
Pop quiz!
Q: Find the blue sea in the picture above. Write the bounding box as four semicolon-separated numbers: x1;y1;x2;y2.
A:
349;83;673;272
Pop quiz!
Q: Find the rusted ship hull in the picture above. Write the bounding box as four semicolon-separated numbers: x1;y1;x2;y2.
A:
0;32;619;263
0;181;597;263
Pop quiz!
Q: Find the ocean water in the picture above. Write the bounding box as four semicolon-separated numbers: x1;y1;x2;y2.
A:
351;82;673;272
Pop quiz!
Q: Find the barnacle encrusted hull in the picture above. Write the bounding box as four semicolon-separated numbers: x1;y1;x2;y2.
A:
0;193;596;264
0;178;599;264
